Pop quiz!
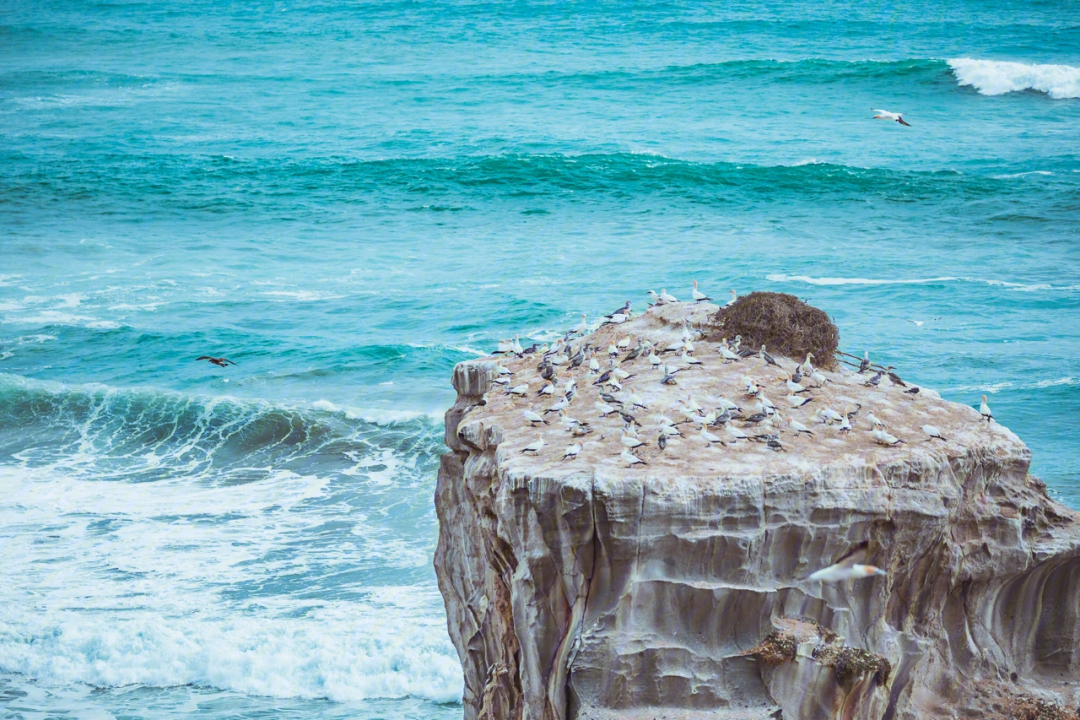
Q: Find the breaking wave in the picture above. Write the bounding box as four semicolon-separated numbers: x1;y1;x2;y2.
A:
948;58;1080;99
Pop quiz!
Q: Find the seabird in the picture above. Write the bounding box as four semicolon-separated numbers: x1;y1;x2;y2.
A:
617;335;631;350
540;364;556;381
602;312;628;326
570;348;585;369
549;352;569;366
867;411;885;429
649;352;663;368
922;425;947;442
521;436;545;454
818;407;844;424
838;416;852;433
799;353;814;374
906;386;920;395
621;449;647;467
865;371;883;387
589;352;601;374
691;281;712;302
980;395;994;423
786;394;813;408
724;289;737;308
858;351;871;374
599;391;622;406
701;427;724;445
495;365;512;377
872;108;912;127
808;542;886;582
886;367;906;387
563;442;581;461
538;381;555;396
761;345;779;367
621;346;642;364
595;401;618;417
647;290;663;306
904;317;941;327
196;356;237;367
657;434;668;451
494;339;512;355
810;370;828;387
607;342;619;357
719;343;741;363
846;404;862;420
512;335;524;355
574;313;587;335
621;430;648;450
786;375;809;394
507;382;529;396
523;409;548;425
659;289;678;304
628;387;647;409
682;351;703;367
725;422;749;443
767;437;784;452
545;397;569;414
493;376;511;386
872;428;903;446
717;394;740;413
786;416;814;436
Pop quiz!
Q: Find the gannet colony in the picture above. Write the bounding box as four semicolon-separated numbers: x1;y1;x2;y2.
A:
434;286;1080;720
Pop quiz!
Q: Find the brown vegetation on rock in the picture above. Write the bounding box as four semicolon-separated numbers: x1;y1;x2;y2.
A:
1001;693;1080;720
812;644;892;686
706;291;839;369
748;631;798;666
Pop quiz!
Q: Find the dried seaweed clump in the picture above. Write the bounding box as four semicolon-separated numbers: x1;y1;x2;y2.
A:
707;292;838;369
748;631;798;666
1002;693;1079;720
812;644;891;686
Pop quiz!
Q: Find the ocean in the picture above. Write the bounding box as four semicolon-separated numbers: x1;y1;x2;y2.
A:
1;1;1078;717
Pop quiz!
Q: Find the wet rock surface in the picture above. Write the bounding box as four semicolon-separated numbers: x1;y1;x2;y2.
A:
434;302;1080;720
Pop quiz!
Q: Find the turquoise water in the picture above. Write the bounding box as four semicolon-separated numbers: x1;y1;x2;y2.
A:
1;1;1079;717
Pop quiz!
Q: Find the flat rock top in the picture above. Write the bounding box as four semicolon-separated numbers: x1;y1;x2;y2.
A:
456;302;1025;482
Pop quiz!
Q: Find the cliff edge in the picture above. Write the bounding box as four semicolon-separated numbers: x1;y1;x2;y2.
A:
434;301;1080;720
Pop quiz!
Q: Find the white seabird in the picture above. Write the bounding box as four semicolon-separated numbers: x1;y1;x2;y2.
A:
700;427;724;445
867;411;886;429
724;422;748;443
659;288;679;304
507;382;529;396
808;542;886;582
595;401;618;417
872;108;912;127
574;313;587;335
786;416;814;436
563;442;581;460
621;430;648;450
800;353;815;374
521;436;545;454
872;428;903;446
719;343;741;363
922;424;947;442
786;394;813;409
691;281;712;302
617;335;631;350
786;375;809;394
724;289;737;308
545;396;569;414
512;335;524;355
905;317;941;327
523;408;548;425
980;395;994;423
621;448;647;467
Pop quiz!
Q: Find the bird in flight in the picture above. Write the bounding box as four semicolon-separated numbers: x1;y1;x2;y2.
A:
872;108;912;126
904;317;941;327
808;541;886;582
196;356;237;367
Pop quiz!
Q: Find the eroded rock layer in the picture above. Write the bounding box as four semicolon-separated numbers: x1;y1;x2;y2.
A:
434;302;1080;720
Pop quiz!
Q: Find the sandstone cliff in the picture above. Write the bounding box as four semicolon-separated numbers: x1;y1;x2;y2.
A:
434;302;1080;720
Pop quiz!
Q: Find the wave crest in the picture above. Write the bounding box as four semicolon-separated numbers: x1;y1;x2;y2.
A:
948;58;1080;99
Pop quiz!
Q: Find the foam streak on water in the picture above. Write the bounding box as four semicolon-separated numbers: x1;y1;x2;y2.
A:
1;0;1079;717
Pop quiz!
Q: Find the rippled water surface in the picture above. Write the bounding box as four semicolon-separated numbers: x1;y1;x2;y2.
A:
2;1;1079;717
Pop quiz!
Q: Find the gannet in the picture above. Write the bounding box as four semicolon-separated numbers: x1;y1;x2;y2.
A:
521;436;545;454
563;442;581;460
545;397;569;414
661;369;679;385
621;449;647;467
886;367;906;387
758;394;776;413
621;431;648;450
657;434;668;451
858;351;870;373
865;371;883;387
589;351;601;373
617;335;631;350
562;373;576;393
570;348;585;369
786;375;809;394
846;404;862;420
761;345;779;367
495;365;512;377
574;313;587;335
628;388;646;409
786;394;813;408
701;427;724;445
647;290;663;306
719;344;741;363
595;401;618;417
512;335;524;355
493;376;511;386
691;281;712;302
867;412;885;428
838;416;852;433
922;425;947;442
507;382;529;396
731;335;742;352
683;338;695;354
872;428;903;446
681;351;702;367
725;422;749;443
494;339;512;354
621;345;642;364
649;352;662;367
538;381;555;396
980;395;994;422
540;364;556;381
904;317;941;327
607;342;618;357
818;407;844;424
523;409;548;425
658;423;681;438
717;394;740;413
196;356;237;367
811;370;828;387
906;386;920;395
808;542;886;582
602;313;628;325
800;353;815;374
872;108;912;126
549;352;568;366
724;289;737;308
767;437;784;452
664;338;686;353
659;289;678;304
599;392;622;407
611;363;632;381
786;416;814;436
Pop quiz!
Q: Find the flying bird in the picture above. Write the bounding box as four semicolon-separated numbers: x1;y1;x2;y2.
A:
196;356;237;367
872;108;912;126
904;317;941;327
808;542;887;582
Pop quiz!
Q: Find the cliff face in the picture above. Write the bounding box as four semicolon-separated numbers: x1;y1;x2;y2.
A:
434;303;1080;720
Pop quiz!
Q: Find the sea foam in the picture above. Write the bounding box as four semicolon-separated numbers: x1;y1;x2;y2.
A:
948;58;1080;99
